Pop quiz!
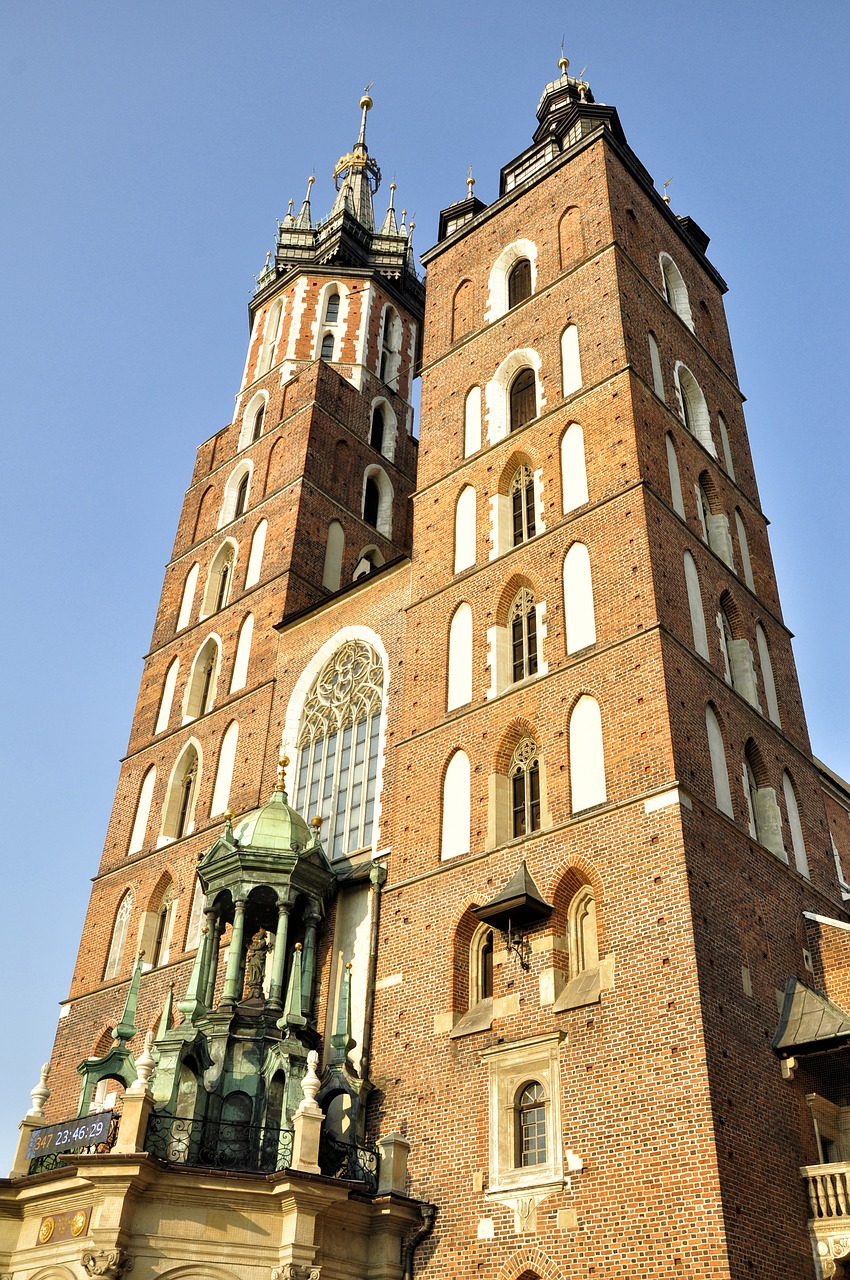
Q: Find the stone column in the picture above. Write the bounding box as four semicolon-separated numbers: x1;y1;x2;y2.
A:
268;898;292;1010
220;898;247;1006
290;1051;324;1176
203;912;223;1008
300;904;322;1016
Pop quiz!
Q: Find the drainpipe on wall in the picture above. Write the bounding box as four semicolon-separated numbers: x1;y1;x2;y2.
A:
359;860;387;1087
403;1203;437;1280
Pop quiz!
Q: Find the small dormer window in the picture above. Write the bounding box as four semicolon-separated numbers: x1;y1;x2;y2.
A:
508;258;532;308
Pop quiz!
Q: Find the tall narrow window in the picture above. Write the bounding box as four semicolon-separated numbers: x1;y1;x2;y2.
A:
176;563;199;632
568;885;599;977
735;509;755;590
665;434;685;518
510;738;541;838
104;891;134;981
509;368;536;431
648;331;665;399
783;772;809;878
163;745;200;841
561;325;582;397
363;477;380;528
128;766;157;856
558;206;583;267
717;413;735;479
441;749;471;859
294;640;384;860
234;473;250;519
510;466;536;545
705;705;733;817
245;519;267;589
516;1082;547;1166
561;422;589;512
211;721;239;817
320;332;335;360
176;765;197;839
684;551;709;659
676;365;715;455
452;280;473;342
322;521;345;591
755;623;781;725
509;588;538;682
464;387;482;457
155;658;180;734
215;552;234;611
660;254;694;330
563;542;596;653
379;307;401;384
447;603;473;710
251;402;265;443
257;298;283;376
150;885;175;968
569;695;606;811
454;486;477;573
507;258;532;307
230;614;254;693
185;638;221;720
370;405;385;452
324;291;340;323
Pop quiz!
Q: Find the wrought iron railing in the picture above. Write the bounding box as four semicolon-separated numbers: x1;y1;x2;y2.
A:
28;1116;119;1175
144;1112;294;1175
318;1130;379;1194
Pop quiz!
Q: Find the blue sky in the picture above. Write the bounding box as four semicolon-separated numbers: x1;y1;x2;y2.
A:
1;1;847;1167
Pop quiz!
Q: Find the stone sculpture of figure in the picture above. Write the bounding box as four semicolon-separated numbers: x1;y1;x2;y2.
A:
244;929;269;999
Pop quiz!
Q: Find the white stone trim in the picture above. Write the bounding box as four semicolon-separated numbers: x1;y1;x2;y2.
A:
484;238;539;323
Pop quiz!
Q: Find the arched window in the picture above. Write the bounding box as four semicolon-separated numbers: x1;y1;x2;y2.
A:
561;422;588;513
717;412;735;479
569;695;606;812
163;744;201;841
363;477;380;528
469;923;494;1004
558;206;583;268
176;563;199;631
561;324;582;397
509;368;537;432
155;658;180;734
464;387;482;457
509;466;536;545
756;623;781;725
454;486;477;573
660;253;694;330
447;603;473;710
185;637;221;720
510;738;541;838
675;364;715;455
193;486;215;543
104;891;134;981
718;594;759;707
516;1082;547;1167
370;405;385;452
705;705;733;817
563;543;596;654
362;467;393;536
320;332;335;361
665;434;685;517
202;542;236;616
735;509;755;590
743;741;784;856
232;473;249;517
245;519;267;589
783;772;809;878
128;766;156;856
251;402;265;443
507;258;532;307
210;721;239;817
294;640;384;860
379;306;402;385
485;239;538;322
509;588;538;683
684;551;709;659
718;606;735;684
568;885;599;978
324;291;340;324
150;884;175;968
322;521;345;591
441;750;471;859
697;472;734;565
220;465;253;527
230;614;254;693
648;331;665;399
257;298;283;376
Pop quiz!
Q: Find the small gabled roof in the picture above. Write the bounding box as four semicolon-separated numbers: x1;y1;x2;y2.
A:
473;860;552;931
773;976;850;1055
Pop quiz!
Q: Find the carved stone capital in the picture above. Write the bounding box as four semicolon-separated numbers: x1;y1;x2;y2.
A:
81;1250;134;1280
272;1267;320;1280
816;1233;850;1278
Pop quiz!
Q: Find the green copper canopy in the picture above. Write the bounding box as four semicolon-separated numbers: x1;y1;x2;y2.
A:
233;788;313;853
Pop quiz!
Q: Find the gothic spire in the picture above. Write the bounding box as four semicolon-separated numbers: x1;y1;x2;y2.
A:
295;175;314;229
330;89;382;230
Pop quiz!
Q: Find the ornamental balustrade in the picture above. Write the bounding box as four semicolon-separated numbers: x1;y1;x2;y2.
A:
802;1162;850;1219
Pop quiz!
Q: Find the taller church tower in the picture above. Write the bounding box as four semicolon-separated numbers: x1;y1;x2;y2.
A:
3;62;850;1280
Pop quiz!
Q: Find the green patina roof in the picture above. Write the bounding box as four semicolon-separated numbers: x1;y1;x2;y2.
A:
232;788;312;852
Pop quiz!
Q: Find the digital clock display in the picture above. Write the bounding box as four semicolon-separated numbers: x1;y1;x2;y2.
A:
26;1111;113;1160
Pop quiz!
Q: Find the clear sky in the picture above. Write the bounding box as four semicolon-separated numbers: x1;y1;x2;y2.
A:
1;1;847;1169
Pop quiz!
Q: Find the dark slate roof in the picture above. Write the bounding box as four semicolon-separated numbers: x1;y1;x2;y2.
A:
772;976;850;1055
473;860;552;930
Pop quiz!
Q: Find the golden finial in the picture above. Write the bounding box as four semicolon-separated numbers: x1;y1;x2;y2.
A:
225;809;234;822
264;250;271;268
295;942;303;951
559;37;570;76
663;178;673;205
466;166;475;198
307;174;315;188
287;198;294;215
346;961;353;972
311;815;323;829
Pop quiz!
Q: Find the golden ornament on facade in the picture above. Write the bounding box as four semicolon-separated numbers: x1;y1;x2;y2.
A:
38;1217;55;1244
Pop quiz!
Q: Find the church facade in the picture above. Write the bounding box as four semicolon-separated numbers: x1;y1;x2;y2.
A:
3;62;850;1280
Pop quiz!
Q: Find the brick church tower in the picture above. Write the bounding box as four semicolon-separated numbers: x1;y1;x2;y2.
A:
4;62;850;1280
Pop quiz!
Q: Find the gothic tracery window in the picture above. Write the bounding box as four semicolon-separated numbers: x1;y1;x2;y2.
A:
295;640;384;860
510;737;541;838
509;588;538;683
516;1081;547;1166
104;890;134;981
510;465;536;545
